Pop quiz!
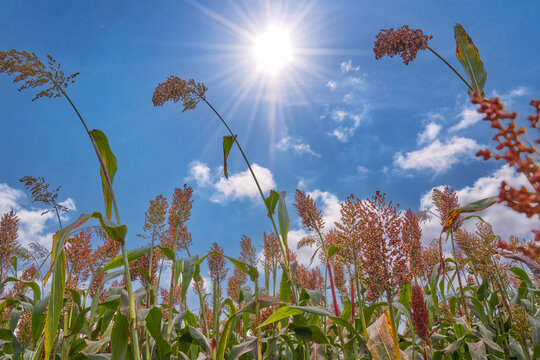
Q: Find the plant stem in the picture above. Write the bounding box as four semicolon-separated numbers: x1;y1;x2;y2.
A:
198;96;295;296
450;231;471;332
166;226;179;342
56;84;140;360
426;47;473;92
186;247;211;338
254;280;263;360
387;294;401;360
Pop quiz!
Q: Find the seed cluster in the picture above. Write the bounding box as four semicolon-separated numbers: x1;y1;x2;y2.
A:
0;50;78;100
152;76;208;112
374;25;432;65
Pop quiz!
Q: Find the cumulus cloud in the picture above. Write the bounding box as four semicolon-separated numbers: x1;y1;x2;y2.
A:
449;106;483;132
450;87;527;132
186;160;212;186
0;183;76;250
187;161;276;203
394;136;480;173
418;122;442;144
276;137;321;158
419;166;537;247
322;60;370;142
340;60;360;73
329;107;369;142
212;164;276;203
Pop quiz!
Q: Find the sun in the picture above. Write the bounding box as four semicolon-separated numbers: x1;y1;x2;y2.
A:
252;26;294;76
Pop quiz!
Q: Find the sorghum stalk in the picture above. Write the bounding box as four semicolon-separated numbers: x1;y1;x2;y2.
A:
449;231;471;331
166;226;179;342
55;84;141;360
197;95;295;296
186;246;210;338
352;253;369;341
426;47;473;92
387;293;401;360
254;280;263;360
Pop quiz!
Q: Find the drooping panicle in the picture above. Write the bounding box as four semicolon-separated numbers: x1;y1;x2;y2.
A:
374;25;432;65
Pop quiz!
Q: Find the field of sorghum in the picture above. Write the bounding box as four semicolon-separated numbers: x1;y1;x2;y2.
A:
0;24;538;360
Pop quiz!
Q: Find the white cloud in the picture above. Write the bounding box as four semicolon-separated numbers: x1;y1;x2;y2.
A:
340;60;360;73
418;122;442;144
187;160;211;186
276;137;321;158
450;106;483;132
322;60;370;142
0;183;76;250
187;161;277;204
394;136;480;173
495;86;527;106
211;164;276;203
329;107;369;142
419;166;538;247
450;87;527;132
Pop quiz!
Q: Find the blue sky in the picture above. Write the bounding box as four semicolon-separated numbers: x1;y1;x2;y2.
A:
1;0;539;290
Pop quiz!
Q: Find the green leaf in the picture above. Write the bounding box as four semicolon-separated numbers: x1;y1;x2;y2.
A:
98;246;151;274
289;323;328;344
454;24;487;96
328;245;339;260
3;277;40;301
467;341;487;360
145;307;171;359
265;190;280;218
222;135;236;179
442;196;497;232
279;270;292;303
237;294;284;314
277;191;289;251
44;250;65;360
221;253;259;282
89;129;118;220
111;310;130;360
157;246;175;260
258;305;304;328
181;256;199;302
187;326;211;354
32;296;48;347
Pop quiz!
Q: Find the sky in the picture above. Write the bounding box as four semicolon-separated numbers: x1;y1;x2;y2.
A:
1;0;539;298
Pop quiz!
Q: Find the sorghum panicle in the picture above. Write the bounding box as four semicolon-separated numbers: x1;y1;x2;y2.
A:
294;189;325;232
374;25;433;65
411;285;430;341
152;76;208;112
432;186;463;231
0;50;78;101
208;242;228;283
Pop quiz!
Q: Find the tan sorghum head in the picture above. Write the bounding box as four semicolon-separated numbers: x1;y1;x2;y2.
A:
262;232;282;269
374;25;432;65
432;186;463;231
208;242;228;284
240;234;257;267
143;194;168;236
358;191;411;301
0;50;79;101
294;189;325;232
454;221;501;280
152;76;208;112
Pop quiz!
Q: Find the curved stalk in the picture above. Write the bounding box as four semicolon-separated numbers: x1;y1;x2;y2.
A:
450;231;471;332
197;95;295;298
426;47;473;92
54;84;140;360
